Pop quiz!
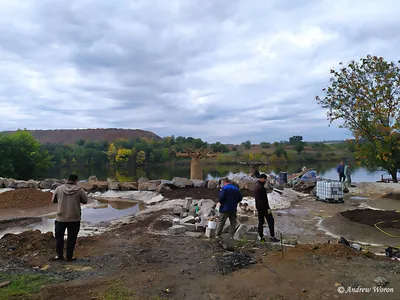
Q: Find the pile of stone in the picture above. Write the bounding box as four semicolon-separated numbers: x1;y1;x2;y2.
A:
166;197;260;241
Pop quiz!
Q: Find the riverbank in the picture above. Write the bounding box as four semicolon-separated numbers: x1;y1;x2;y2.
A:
0;181;399;299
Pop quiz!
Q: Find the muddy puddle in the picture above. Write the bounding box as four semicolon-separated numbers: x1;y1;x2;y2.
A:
0;199;143;238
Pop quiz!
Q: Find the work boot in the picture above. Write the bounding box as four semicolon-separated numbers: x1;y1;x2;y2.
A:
270;237;280;243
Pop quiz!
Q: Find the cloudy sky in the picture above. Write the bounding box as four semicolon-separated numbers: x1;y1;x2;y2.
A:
0;0;399;143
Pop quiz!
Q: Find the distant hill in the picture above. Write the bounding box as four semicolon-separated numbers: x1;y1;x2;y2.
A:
4;128;161;144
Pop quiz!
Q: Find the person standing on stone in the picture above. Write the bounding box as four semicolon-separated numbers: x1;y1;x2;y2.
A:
52;174;88;261
216;178;243;238
254;174;279;242
337;161;345;182
344;164;352;189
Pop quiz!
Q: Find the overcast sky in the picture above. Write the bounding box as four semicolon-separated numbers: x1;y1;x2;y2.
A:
0;0;399;143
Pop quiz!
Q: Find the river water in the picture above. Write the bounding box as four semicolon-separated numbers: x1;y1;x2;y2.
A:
45;162;393;183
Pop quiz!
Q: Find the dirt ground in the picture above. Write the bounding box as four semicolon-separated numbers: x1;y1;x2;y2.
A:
0;209;399;300
0;189;53;209
341;209;400;229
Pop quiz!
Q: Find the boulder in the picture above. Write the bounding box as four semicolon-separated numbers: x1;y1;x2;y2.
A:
138;177;149;190
40;178;60;189
16;181;29;189
27;179;40;189
119;182;138;191
142;194;165;205
78;181;97;191
3;178;15;188
180;216;195;224
192;179;204;188
88;175;98;182
51;182;62;190
233;224;258;241
95;181;108;191
0;177;4;188
167;225;187;235
156;183;171;193
148;180;161;191
207;180;219;189
172;177;193;188
7;180;18;188
108;181;120;191
244;180;257;191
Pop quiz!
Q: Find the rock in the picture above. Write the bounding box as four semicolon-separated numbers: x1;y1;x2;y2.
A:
77;181;98;191
0;281;11;288
183;198;193;210
39;178;60;189
205;227;216;238
51;182;62;190
88;175;98;182
283;239;298;246
107;181;120;190
180;216;195;224
172;177;193;188
16;181;29;189
195;223;205;232
207;180;219;189
192;180;204;187
167;225;187;235
244;180;256;191
183;223;196;231
27;179;40;189
138;177;149;190
3;178;15;188
237;214;249;222
0;177;4;188
173;218;180;226
148;180;161;191
119;182;138;191
180;212;188;218
233;224;258;241
156;184;171;193
173;207;183;216
143;194;165;205
374;277;388;287
6;180;17;188
223;219;241;233
95;181;108;191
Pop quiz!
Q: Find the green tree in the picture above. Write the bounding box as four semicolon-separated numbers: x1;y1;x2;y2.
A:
260;142;270;148
316;55;400;182
289;136;303;145
0;130;52;179
274;146;288;158
241;140;251;149
294;141;305;154
136;150;146;165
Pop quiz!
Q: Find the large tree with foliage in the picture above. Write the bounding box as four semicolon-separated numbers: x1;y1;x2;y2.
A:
0;130;52;179
289;136;303;145
316;55;400;182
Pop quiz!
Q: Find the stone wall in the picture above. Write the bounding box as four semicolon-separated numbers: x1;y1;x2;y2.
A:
0;175;264;193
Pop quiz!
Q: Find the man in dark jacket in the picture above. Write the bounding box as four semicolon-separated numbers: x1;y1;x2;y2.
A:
254;174;279;242
337;161;345;182
52;174;88;261
216;178;243;237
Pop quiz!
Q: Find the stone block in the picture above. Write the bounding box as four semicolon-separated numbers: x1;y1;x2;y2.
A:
195;223;205;232
39;178;59;189
172;207;183;216
88;175;98;182
138;177;149;190
207;180;219;189
180;212;188;218
108;181;120;190
192;179;204;187
148;180;161;191
194;217;200;223
205;227;216;238
16;181;29;189
238;214;249;222
180;216;195;224
233;224;248;240
167;225;187;235
119;182;138;191
0;177;4;188
172;177;193;188
173;218;180;226
223;219;241;233
183;198;193;209
183;223;196;232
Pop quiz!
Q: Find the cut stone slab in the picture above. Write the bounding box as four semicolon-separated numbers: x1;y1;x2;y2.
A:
167;225;187;235
180;216;195;224
195;223;205;232
183;223;196;232
173;207;183;216
233;224;250;241
148;180;161;191
192;180;204;187
238;214;249;222
223;219;241;233
183;198;193;209
173;218;180;226
172;177;193;188
205;227;216;238
283;238;298;246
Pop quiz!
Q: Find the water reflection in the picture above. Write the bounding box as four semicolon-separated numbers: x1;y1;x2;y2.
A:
45;162;387;183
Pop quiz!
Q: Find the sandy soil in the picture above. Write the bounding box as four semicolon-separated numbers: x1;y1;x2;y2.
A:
0;189;53;210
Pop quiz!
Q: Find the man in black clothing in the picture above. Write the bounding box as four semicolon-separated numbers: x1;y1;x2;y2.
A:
254;174;279;242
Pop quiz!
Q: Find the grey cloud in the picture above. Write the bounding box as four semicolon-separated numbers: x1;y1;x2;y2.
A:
0;0;399;143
